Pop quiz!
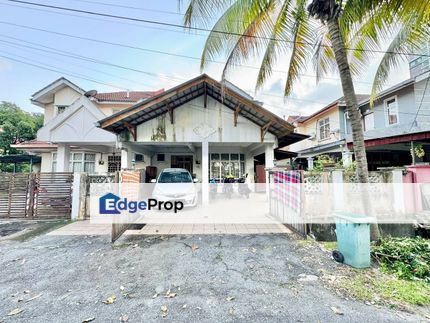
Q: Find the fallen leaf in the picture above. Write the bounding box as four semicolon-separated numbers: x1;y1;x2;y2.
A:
182;304;187;309
160;304;168;318
191;244;199;252
330;306;344;315
103;295;117;304
82;318;95;323
152;293;158;299
229;308;235;315
8;308;23;316
25;293;42;303
251;247;257;253
165;289;177;298
226;296;235;301
119;314;129;322
120;286;125;291
23;290;30;294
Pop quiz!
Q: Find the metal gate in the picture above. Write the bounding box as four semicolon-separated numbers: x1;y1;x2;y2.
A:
0;172;73;219
268;169;307;238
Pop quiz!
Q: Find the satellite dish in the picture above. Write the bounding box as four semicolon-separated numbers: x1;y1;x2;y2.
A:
85;90;98;97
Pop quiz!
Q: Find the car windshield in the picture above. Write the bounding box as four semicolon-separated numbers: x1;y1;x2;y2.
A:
158;171;192;183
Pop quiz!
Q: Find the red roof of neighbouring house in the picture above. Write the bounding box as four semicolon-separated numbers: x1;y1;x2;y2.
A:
10;140;57;150
93;89;164;102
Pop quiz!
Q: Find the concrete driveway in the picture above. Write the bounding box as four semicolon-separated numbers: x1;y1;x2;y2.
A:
0;232;426;322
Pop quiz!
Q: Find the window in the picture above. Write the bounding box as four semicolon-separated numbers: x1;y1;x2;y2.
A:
52;152;95;173
56;105;68;115
363;113;374;131
385;97;399;125
210;153;245;180
108;155;121;173
318;118;330;140
51;152;57;171
157;154;165;161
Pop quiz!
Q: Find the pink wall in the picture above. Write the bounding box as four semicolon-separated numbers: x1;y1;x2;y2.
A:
404;165;430;213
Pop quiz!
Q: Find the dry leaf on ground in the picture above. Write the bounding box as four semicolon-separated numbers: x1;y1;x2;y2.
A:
161;304;168;318
8;308;23;316
330;306;344;315
25;293;42;303
82;318;95;323
119;314;129;322
103;295;117;304
191;244;199;252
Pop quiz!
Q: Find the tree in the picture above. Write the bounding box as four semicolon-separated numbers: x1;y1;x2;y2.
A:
0;101;43;171
182;0;429;179
181;0;430;238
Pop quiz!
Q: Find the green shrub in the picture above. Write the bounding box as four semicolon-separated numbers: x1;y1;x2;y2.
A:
372;237;430;282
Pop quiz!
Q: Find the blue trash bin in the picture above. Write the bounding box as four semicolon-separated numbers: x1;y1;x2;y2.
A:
333;213;374;268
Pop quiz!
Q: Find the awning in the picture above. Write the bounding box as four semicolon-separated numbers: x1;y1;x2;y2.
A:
0;154;41;164
98;74;307;146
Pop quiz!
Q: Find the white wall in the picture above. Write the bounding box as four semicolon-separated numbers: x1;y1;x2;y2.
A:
136;96;277;143
40;152;53;172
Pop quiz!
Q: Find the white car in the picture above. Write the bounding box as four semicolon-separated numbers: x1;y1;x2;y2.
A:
151;168;198;207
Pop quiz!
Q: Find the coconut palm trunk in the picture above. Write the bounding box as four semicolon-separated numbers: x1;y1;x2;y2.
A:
326;19;369;183
328;19;380;239
308;0;380;239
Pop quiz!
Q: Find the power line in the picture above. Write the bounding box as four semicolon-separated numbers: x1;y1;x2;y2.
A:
0;54;128;89
0;20;380;87
5;0;430;58
0;35;186;83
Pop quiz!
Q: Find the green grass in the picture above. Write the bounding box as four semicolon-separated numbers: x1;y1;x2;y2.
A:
320;241;337;251
325;269;430;306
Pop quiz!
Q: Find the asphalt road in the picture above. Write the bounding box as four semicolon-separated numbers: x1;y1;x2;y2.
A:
0;232;427;322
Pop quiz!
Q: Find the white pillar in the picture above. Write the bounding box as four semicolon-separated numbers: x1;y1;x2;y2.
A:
121;148;133;170
307;157;314;170
265;144;275;199
202;140;209;204
71;172;80;220
56;144;70;172
342;151;354;167
332;170;344;212
392;169;405;214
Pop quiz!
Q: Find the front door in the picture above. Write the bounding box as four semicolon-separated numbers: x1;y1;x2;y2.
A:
171;155;193;173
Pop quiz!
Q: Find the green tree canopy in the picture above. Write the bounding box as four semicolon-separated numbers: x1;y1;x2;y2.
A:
0;101;43;156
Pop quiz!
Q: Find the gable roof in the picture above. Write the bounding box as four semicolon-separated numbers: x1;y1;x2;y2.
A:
98;74;301;141
31;77;86;106
93;89;164;103
299;94;370;123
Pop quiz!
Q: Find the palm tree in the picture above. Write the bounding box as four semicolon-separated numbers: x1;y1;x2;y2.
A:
182;0;430;238
182;0;429;179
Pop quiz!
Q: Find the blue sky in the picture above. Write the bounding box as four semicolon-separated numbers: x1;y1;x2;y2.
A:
0;0;411;117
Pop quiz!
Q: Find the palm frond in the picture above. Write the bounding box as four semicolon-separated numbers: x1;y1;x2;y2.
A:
220;0;278;81
371;20;428;105
284;0;314;96
255;0;293;90
312;26;336;84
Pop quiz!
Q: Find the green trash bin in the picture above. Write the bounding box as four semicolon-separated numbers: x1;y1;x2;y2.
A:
332;213;374;269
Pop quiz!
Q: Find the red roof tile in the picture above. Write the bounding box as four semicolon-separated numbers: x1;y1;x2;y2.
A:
94;89;164;102
11;140;57;149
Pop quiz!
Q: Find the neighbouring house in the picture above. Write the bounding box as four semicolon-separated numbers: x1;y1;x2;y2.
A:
286;51;430;171
13;74;307;183
12;77;164;174
285;95;369;169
